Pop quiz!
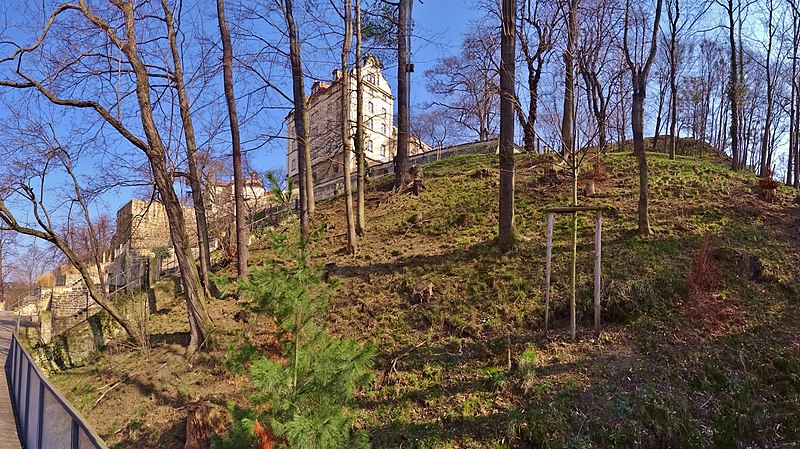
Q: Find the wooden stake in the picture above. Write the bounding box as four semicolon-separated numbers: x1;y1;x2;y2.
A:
594;210;602;335
570;210;577;341
544;213;553;337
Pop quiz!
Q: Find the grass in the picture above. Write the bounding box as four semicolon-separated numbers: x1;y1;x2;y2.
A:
45;138;800;448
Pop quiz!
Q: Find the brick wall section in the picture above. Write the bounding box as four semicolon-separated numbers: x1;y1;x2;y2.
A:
111;199;198;251
47;287;95;318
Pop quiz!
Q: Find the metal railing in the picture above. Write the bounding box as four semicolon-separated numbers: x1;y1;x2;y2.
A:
4;322;107;449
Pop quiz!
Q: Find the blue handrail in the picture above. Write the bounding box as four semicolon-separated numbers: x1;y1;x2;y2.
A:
4;331;108;449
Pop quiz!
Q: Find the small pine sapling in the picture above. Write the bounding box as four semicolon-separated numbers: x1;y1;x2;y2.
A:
215;230;373;449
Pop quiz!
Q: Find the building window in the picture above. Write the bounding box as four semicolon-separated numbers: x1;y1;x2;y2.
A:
380;144;386;156
380;123;386;134
368;140;374;152
291;158;297;171
368;101;374;113
367;118;373;129
382;107;386;118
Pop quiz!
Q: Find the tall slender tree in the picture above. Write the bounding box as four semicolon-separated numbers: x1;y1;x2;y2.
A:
217;0;249;279
342;0;358;254
498;0;517;249
355;0;367;235
283;0;311;243
721;0;742;170
561;0;579;155
394;0;412;190
162;0;212;291
623;0;663;235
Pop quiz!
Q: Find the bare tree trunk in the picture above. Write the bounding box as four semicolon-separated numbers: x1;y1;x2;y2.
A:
115;3;209;356
561;0;577;155
727;0;740;171
517;10;550;152
355;0;366;235
653;75;666;152
217;0;249;280
668;0;679;160
162;0;211;291
632;83;652;234
394;0;411;190
498;0;516;250
759;0;776;178
284;0;310;243
341;0;357;255
623;0;662;235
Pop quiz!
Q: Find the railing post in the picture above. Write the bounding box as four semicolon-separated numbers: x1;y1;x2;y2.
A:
24;361;31;438
72;420;80;449
38;378;44;449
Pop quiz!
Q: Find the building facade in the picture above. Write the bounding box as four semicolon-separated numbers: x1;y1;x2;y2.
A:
286;55;396;184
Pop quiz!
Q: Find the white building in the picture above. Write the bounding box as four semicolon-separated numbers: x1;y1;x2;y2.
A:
286;55;399;184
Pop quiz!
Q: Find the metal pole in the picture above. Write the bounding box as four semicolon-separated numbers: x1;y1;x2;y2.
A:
594;210;602;335
544;213;553;336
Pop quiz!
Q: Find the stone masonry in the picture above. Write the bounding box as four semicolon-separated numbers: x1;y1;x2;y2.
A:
110;199;198;251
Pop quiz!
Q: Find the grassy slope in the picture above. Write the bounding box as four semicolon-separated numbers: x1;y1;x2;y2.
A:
51;140;800;448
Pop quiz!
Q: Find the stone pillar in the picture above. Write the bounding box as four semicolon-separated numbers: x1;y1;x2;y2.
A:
40;310;53;344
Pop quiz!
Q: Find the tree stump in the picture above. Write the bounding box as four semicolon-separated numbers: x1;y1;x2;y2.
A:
411;280;434;304
764;188;776;202
409;165;426;196
584;179;596;196
185;402;230;449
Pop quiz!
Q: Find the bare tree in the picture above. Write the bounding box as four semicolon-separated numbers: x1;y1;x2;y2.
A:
0;136;143;345
517;0;556;152
355;0;367;235
757;0;782;177
498;0;517;249
560;0;579;155
425;24;501;141
395;0;412;189
161;0;212;291
342;0;358;255
623;0;663;235
217;0;249;279
282;0;312;243
578;0;625;155
0;2;211;356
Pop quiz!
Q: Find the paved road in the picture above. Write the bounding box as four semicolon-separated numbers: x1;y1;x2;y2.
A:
0;312;23;449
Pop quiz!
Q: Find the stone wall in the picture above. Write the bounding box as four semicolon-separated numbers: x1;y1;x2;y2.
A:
110;199;198;251
48;287;95;318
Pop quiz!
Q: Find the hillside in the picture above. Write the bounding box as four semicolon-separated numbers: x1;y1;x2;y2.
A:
48;139;800;448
